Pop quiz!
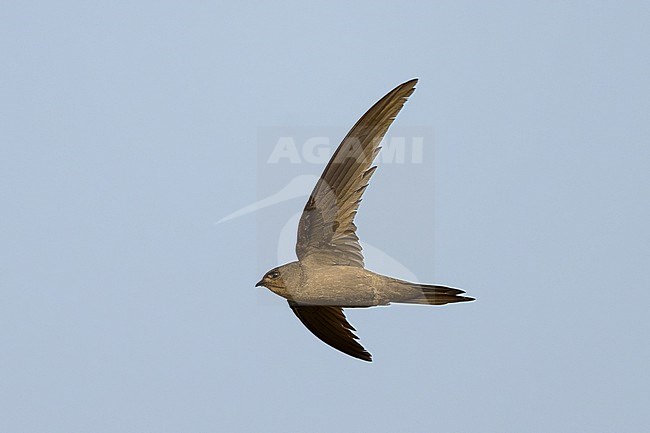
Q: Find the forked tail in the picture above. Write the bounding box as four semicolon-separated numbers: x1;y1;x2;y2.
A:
398;283;475;306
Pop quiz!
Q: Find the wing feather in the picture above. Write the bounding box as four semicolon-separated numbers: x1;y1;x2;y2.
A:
296;79;418;266
288;302;372;362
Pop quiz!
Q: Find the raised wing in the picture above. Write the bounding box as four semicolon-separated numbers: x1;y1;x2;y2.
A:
288;302;372;362
296;79;418;267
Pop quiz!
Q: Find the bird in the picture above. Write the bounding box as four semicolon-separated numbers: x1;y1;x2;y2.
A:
255;79;474;362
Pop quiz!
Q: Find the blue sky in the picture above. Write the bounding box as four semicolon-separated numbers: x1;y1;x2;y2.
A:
2;1;649;432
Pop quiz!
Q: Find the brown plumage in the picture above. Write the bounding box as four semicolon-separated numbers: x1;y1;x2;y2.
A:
256;79;474;362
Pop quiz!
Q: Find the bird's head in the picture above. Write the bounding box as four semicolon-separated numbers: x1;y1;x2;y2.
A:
255;267;286;290
255;262;301;299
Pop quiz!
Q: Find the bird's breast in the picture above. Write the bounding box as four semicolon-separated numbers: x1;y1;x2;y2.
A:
295;265;380;307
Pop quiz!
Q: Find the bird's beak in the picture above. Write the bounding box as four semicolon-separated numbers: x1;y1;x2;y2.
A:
255;280;264;287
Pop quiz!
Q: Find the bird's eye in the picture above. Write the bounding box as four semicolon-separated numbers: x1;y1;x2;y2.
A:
268;270;280;279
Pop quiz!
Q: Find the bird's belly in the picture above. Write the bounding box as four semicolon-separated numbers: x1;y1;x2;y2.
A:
297;286;375;306
295;266;382;307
